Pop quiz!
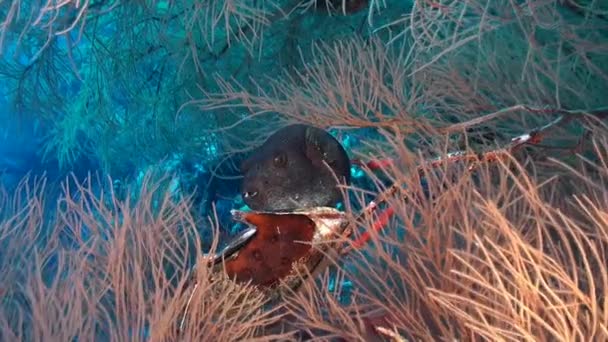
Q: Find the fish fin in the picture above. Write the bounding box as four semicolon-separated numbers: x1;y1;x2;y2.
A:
206;225;257;265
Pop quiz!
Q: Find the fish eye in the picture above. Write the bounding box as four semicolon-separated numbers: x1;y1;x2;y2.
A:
273;152;288;167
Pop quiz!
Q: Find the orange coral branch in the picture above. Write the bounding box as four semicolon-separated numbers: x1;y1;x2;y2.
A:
346;108;605;251
351;206;395;249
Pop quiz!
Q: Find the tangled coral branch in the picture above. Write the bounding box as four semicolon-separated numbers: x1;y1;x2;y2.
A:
346;106;606;250
285;126;608;340
0;0;118;61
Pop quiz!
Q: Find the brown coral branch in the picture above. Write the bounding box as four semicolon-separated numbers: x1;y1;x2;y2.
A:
342;106;608;252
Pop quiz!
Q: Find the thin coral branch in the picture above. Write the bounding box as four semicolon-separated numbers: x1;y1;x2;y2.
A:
343;108;607;251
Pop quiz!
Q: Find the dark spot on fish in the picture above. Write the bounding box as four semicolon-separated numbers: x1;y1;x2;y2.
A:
280;257;291;266
251;249;263;261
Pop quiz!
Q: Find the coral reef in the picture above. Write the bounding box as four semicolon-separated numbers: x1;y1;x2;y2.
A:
2;126;608;340
1;0;608;340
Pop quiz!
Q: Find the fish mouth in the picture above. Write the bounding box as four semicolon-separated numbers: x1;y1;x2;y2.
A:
242;191;258;199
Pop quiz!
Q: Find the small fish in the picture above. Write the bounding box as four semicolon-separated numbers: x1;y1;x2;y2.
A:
240;124;351;212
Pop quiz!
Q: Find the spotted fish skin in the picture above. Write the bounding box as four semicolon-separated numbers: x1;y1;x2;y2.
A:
222;207;346;289
240;124;351;212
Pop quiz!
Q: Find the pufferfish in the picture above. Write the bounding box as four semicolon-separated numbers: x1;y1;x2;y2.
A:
177;126;354;332
230;124;351;290
177;207;349;334
184;125;352;302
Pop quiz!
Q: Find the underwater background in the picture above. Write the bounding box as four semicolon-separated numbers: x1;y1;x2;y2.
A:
1;0;608;341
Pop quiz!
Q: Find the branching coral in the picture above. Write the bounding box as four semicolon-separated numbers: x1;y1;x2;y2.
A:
1;0;608;340
191;1;608;149
0;0;294;174
0;174;288;341
2;121;608;340
275;123;608;340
